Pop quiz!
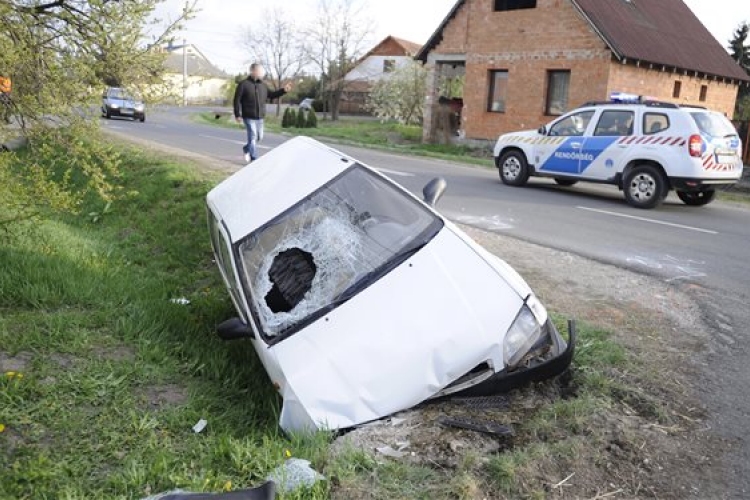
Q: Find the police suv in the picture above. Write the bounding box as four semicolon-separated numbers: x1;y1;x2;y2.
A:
493;95;744;209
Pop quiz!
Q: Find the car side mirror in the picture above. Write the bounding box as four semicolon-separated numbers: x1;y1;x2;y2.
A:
423;177;447;207
216;317;254;341
538;125;547;136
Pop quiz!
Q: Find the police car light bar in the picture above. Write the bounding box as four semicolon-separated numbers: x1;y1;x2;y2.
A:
609;92;656;103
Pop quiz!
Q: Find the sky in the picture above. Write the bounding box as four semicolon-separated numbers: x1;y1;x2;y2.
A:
151;0;749;74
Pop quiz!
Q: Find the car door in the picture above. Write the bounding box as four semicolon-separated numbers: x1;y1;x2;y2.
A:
535;110;596;175
579;109;635;179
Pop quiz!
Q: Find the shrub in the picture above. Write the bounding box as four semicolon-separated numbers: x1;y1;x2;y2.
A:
281;107;294;128
296;108;307;128
306;109;318;128
312;99;325;113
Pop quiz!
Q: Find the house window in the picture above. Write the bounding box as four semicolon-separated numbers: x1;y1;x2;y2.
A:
494;0;537;11
673;81;682;98
644;113;670;135
546;70;570;116
700;85;708;102
383;59;396;73
487;70;508;113
594;110;635;137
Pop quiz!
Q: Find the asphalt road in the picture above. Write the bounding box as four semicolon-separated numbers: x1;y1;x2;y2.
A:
105;106;750;496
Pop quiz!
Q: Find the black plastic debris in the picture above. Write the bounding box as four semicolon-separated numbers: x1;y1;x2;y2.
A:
144;481;275;500
449;395;511;411
438;416;514;437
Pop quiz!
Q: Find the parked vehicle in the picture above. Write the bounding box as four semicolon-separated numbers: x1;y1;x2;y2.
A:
493;94;744;209
206;136;575;433
102;87;145;122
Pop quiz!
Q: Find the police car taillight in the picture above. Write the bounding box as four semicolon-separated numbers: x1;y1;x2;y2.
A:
688;135;703;158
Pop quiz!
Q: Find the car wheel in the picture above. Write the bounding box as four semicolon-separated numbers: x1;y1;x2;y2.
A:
139;115;146;123
498;150;530;187
555;178;578;187
105;109;111;119
677;189;716;206
623;165;667;209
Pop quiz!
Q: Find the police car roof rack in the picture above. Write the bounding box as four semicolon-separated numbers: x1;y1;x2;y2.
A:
581;99;679;109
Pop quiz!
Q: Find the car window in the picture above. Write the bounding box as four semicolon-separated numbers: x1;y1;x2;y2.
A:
644;113;670;135
690;111;737;138
238;165;443;340
208;210;243;315
549;111;595;137
593;110;634;137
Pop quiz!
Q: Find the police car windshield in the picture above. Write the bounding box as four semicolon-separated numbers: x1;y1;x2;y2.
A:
690;112;737;138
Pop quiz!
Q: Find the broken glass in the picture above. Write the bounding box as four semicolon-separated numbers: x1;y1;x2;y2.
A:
238;165;443;339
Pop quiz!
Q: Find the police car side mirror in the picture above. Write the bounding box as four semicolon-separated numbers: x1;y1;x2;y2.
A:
538;125;547;136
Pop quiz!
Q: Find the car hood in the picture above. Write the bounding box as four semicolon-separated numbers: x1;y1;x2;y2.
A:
269;226;525;432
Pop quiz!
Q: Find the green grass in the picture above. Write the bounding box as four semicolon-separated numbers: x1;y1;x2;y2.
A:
193;112;494;167
1;138;659;499
0;147;331;499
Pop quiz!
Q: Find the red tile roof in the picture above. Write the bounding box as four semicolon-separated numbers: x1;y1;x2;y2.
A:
417;0;748;82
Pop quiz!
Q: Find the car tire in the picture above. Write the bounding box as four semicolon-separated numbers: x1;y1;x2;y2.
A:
498;150;530;187
623;165;667;209
677;189;716;206
105;109;111;119
554;178;578;187
139;115;146;123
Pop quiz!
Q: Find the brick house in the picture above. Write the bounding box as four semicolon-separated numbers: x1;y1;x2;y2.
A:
417;0;749;142
338;36;422;114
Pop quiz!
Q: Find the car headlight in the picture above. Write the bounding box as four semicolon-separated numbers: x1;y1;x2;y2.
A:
504;295;548;368
135;104;144;111
110;103;119;109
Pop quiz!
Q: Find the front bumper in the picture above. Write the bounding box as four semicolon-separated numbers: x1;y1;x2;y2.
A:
452;319;576;398
105;106;144;119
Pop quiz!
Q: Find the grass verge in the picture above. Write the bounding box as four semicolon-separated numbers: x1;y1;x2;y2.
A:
193;111;494;168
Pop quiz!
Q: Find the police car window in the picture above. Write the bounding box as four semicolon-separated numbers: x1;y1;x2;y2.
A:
594;111;634;137
644;113;670;135
548;111;595;137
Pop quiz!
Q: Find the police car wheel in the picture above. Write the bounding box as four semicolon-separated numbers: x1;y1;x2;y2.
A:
555;179;578;187
676;189;716;206
499;151;530;187
623;166;666;209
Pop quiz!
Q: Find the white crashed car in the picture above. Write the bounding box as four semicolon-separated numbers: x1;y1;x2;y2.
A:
206;136;575;433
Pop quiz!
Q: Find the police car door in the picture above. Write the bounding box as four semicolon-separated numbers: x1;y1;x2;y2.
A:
536;110;596;176
579;109;635;180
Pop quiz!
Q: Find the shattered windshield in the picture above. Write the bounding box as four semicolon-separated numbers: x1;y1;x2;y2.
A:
238;165;443;340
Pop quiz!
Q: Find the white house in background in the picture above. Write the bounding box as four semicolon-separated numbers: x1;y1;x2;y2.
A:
159;42;231;105
339;36;423;114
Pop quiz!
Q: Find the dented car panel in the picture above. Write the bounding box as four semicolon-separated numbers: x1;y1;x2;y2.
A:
207;136;573;433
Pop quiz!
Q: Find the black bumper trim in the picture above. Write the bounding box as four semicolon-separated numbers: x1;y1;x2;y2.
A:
452;319;577;398
670;177;740;191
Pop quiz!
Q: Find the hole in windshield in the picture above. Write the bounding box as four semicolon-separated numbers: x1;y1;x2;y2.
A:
265;248;317;313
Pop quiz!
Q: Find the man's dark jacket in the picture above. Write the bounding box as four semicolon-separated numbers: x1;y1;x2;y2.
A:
233;78;286;120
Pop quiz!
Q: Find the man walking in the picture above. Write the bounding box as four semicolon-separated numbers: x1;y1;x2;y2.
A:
234;63;291;164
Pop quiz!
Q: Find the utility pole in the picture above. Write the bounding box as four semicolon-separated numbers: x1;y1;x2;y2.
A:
182;38;188;107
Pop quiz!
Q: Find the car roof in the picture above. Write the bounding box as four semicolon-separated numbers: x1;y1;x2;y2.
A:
207;137;356;243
